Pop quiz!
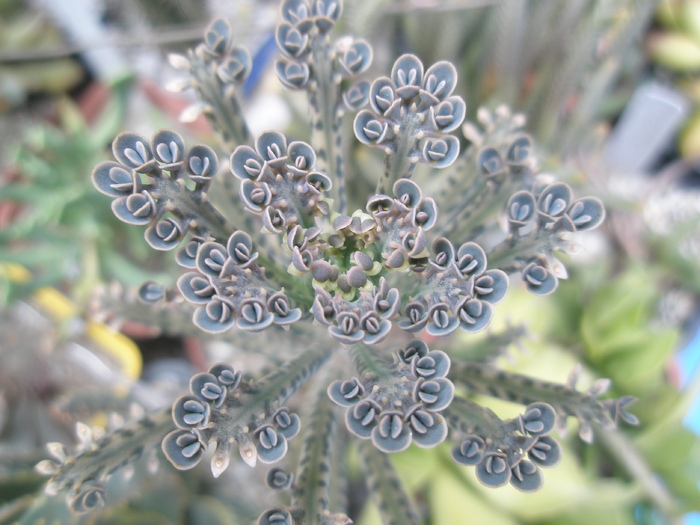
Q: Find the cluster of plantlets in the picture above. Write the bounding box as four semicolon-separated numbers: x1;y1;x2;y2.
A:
34;1;638;523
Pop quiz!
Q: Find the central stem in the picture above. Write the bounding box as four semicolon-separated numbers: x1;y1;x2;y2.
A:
376;111;421;195
193;56;251;152
310;36;346;214
251;345;334;416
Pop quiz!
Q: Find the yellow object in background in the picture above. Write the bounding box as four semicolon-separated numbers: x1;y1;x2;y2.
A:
0;262;142;380
85;322;142;380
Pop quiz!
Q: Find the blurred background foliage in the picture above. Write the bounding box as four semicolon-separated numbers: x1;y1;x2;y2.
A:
0;0;698;524
0;78;179;305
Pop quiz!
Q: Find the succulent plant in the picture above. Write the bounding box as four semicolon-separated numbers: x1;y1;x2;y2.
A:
33;2;638;523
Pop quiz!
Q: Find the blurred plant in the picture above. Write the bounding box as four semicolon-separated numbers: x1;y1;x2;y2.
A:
354;0;657;156
0;274;145;523
0;77;176;304
2;0;689;524
577;268;699;518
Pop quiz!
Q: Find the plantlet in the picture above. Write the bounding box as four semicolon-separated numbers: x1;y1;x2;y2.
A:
34;2;639;523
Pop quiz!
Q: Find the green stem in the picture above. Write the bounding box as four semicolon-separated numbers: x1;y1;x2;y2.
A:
596;428;683;525
293;372;341;524
193;57;251;151
328;424;350;515
440;176;519;245
310;37;346;214
436;172;488;237
444;396;509;444
250;345;334;415
427;152;480;219
450;361;614;426
376;113;421;195
46;408;173;496
154;175;235;240
446;324;526;363
349;343;390;380
357;440;420;525
485;228;561;273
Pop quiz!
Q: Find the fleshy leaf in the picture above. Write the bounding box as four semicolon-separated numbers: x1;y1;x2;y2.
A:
92;161;138;198
409;410;448;448
413;377;454;411
346;400;380;438
475;453;511;487
162;429;205;470
172;395;211;429
522;262;558;296
452;435;485;466
371;412;412;453
112;131;155;171
256;425;288;464
567;197;605;231
509;459;542;492
528;435;561;468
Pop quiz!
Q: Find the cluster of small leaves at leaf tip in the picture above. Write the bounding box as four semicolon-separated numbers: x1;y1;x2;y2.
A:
168;16;253;147
275;0;371;111
92;129;221;252
562;365;638;442
329;340;453;453
452;106;606;296
508;180;605;295
35;408;170;513
164;362;303;476
449;399;562;492
355;53;466;170
451;360;639;444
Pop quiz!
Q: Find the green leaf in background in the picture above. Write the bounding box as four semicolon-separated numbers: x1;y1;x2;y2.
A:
581;268;658;358
635;405;700;511
648;32;700;71
1;78;175;304
390;444;440;493
89;74;135;148
430;468;517;525
604;328;678;394
92;508;173;525
0;470;45;505
187;497;243;525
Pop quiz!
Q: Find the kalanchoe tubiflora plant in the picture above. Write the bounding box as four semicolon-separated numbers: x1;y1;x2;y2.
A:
37;1;630;523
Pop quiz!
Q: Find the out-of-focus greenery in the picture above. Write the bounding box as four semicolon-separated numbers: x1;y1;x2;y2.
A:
0;77;176;304
350;0;655;157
